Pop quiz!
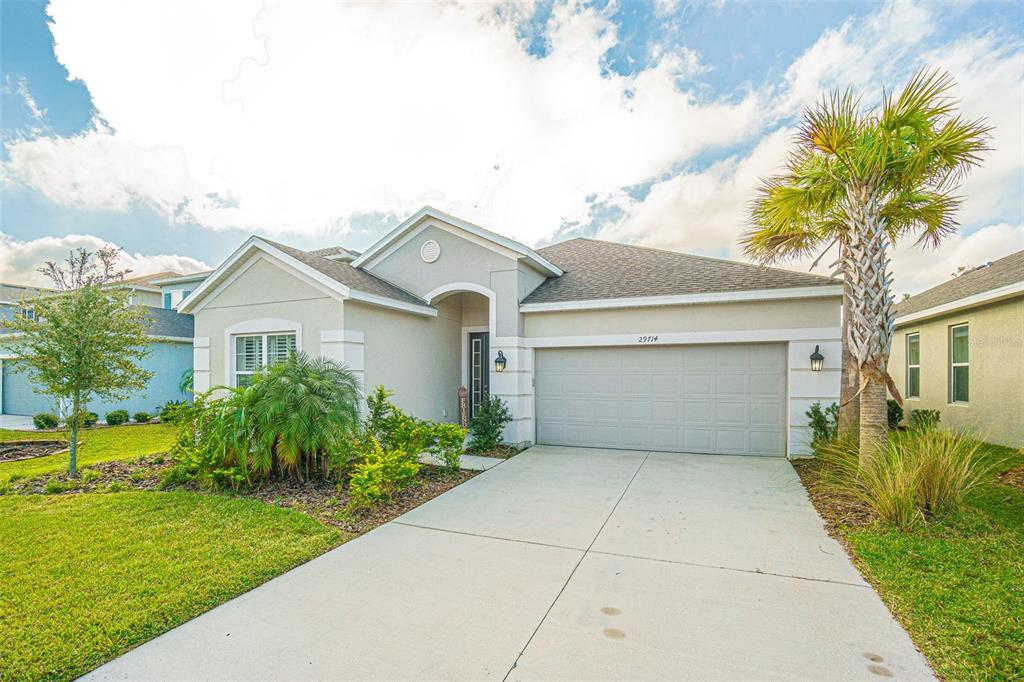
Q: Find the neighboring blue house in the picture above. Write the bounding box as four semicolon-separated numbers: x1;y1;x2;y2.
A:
0;283;196;420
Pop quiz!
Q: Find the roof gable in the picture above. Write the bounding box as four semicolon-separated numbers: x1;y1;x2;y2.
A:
351;206;563;277
179;237;435;317
522;238;839;306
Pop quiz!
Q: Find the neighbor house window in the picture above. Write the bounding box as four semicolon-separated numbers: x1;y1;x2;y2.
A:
182;289;192;301
906;333;920;398
162;292;172;309
950;324;969;404
234;333;296;386
19;306;34;321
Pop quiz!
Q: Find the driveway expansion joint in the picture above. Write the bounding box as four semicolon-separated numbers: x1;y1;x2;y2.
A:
390;521;586;553
502;450;653;682
586;549;871;588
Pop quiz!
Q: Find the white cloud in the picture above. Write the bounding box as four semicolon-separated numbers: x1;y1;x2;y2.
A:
0;0;760;243
0;232;210;288
889;222;1024;296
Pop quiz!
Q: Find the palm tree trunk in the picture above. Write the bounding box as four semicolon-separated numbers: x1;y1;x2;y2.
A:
858;373;888;460
842;178;896;463
838;275;860;440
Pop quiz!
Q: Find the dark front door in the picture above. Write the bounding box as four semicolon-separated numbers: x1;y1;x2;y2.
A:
468;331;490;418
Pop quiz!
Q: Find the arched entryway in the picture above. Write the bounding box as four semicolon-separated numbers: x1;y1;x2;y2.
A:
426;283;496;421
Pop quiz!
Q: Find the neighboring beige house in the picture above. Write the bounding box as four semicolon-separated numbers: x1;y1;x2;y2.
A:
889;249;1024;448
180;207;842;457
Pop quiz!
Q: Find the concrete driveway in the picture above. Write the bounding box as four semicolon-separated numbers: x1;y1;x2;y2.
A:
85;446;934;681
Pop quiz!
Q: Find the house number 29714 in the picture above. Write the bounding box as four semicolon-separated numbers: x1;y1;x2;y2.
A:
637;335;659;343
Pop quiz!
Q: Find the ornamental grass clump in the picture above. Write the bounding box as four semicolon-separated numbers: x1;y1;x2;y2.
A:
816;428;1001;530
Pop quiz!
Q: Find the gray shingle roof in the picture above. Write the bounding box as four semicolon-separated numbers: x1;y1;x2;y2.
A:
895;249;1024;318
261;239;427;307
0;304;194;339
522;238;838;304
144;306;194;338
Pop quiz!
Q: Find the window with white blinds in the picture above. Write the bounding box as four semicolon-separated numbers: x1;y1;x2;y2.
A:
234;332;296;386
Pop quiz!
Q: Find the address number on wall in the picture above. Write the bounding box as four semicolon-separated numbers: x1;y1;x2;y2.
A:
637;335;659;343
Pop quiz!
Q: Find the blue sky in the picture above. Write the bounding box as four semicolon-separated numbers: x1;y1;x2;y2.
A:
1;0;1022;293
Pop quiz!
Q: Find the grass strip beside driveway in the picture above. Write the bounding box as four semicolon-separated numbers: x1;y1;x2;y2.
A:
0;492;346;682
797;443;1024;681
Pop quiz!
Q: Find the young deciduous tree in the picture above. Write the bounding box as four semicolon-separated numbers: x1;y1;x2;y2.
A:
742;69;989;460
1;247;153;476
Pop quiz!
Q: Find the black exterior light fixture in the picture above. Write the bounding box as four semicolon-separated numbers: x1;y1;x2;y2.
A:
494;350;507;373
810;345;824;372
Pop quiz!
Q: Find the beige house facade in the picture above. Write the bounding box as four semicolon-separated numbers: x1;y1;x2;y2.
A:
181;207;842;457
890;250;1024;448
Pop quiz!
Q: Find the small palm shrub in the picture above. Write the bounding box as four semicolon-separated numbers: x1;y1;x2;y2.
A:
816;429;1001;529
909;409;941;430
133;411;152;423
468;395;512;453
806;401;839;446
105;409;129;426
166;353;361;486
32;413;59;430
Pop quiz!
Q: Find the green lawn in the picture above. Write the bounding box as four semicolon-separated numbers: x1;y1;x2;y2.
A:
0;423;176;481
0;492;346;682
840;444;1024;681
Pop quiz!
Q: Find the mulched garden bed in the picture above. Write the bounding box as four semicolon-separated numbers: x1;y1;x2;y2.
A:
0;440;67;463
466;444;522;459
7;454;477;535
791;457;875;536
999;466;1024;494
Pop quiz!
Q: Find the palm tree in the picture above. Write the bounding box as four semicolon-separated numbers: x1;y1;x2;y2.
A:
742;68;989;460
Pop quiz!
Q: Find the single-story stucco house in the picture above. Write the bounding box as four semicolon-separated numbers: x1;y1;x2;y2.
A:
0;283;196;419
889;248;1024;448
181;207;842;457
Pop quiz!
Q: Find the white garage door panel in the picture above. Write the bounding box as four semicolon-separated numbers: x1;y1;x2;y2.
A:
535;344;786;457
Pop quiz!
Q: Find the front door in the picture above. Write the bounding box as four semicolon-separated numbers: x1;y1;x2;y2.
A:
468;332;490;418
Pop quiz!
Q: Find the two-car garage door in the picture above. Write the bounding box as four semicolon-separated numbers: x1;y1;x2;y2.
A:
534;344;786;457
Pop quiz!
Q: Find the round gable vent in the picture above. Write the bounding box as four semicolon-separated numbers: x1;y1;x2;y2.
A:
420;239;441;263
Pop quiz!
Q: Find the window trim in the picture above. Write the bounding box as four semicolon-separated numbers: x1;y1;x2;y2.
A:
905;332;920;399
949;323;969;405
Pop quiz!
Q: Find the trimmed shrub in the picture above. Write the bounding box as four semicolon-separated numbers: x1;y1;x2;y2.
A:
158;401;189;424
887;399;904;428
32;413;59;430
346;439;421;511
133;411;152;423
909;409;941;430
105;409;129;426
431;422;467;474
806;401;839;447
816;428;1000;529
468;395;512;453
80;412;99;428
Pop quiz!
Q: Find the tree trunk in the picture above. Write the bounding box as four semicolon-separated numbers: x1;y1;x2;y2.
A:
841;178;896;465
68;396;80;478
838;275;860;441
858;373;888;460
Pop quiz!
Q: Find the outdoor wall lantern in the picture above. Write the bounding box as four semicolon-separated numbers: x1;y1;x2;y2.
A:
810;345;824;372
494;350;507;373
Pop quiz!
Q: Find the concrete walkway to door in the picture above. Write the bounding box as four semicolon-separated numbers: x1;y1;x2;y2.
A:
85;446;934;681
